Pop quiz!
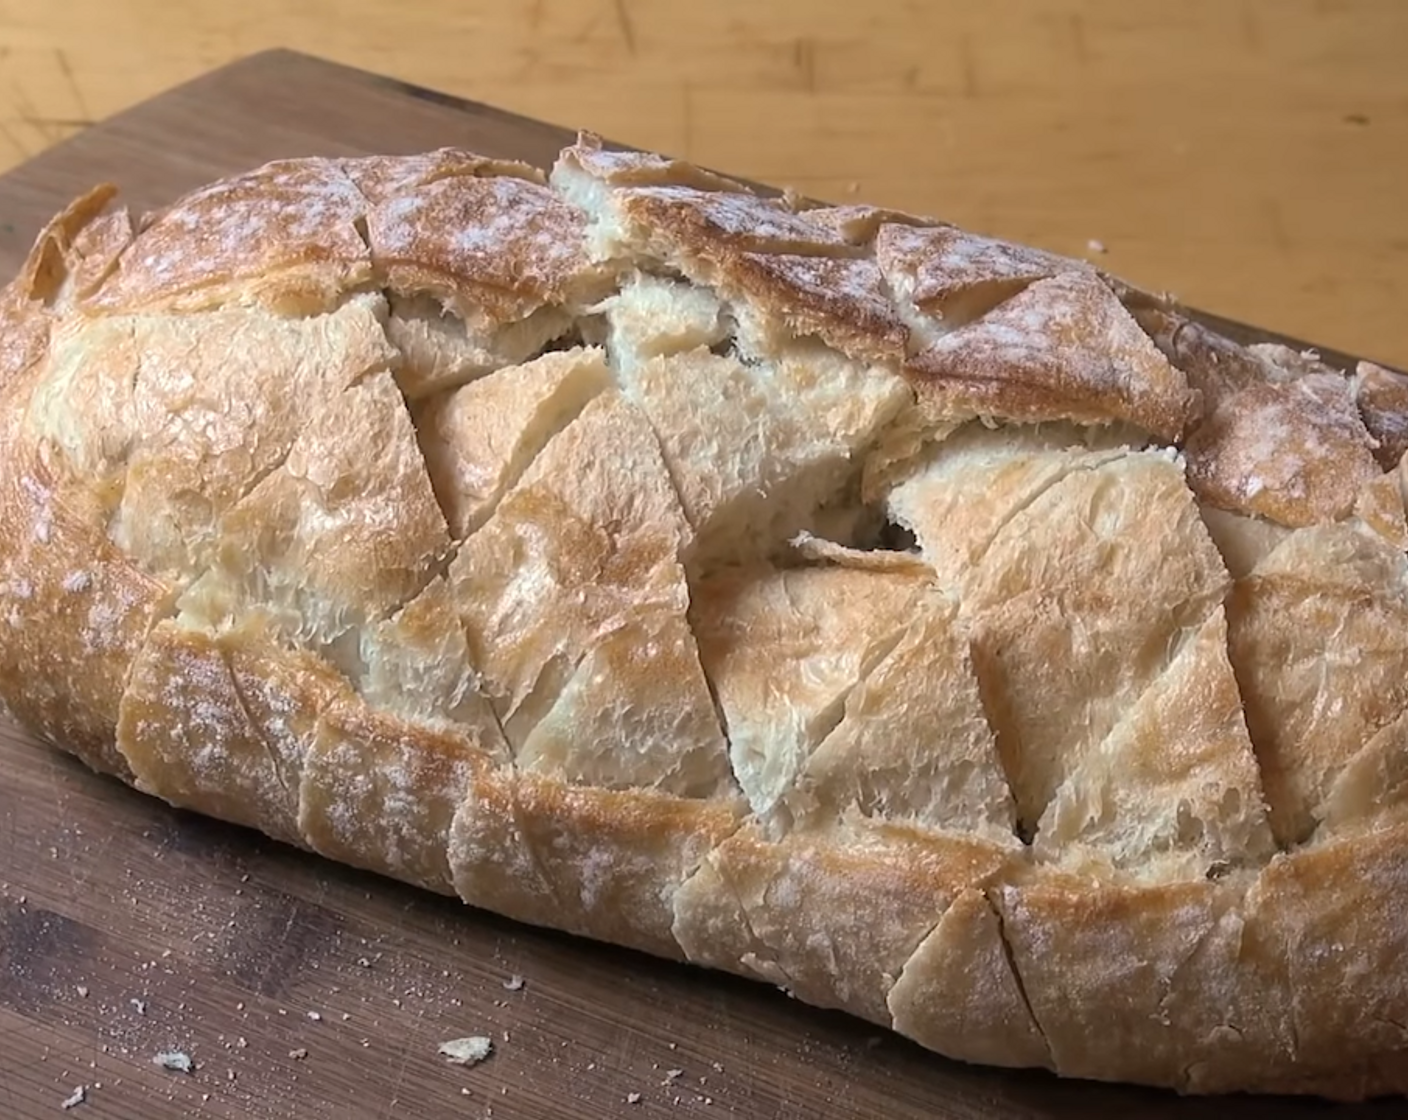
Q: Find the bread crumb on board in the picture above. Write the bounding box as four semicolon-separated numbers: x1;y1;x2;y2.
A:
288;1048;309;1061
438;1036;494;1066
60;1086;85;1110
626;1092;642;1104
152;1051;193;1074
502;975;525;991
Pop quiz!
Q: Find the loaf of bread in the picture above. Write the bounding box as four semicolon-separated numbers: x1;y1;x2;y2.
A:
2;136;1406;1100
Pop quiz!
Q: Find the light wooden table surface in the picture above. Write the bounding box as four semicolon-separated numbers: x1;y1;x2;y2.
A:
0;0;1403;365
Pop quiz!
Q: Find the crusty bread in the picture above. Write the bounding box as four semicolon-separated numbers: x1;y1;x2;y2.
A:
2;135;1406;1100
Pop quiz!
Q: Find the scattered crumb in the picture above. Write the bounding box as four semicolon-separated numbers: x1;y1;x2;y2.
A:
235;1002;244;1012
357;957;372;968
626;1092;642;1105
438;1037;493;1066
75;986;88;999
665;1069;683;1082
667;1042;677;1050
1086;238;1107;254
153;1052;193;1075
341;1013;350;1022
502;975;524;992
201;1094;210;1103
587;1062;596;1071
461;1088;471;1097
129;999;147;1016
227;1071;237;1082
60;1086;85;1110
288;1049;308;1061
307;1011;322;1022
711;1061;723;1073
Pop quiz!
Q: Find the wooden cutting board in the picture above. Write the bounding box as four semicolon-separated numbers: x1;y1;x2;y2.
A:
0;49;1397;1120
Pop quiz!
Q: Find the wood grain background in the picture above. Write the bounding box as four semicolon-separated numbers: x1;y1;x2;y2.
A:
0;0;1404;368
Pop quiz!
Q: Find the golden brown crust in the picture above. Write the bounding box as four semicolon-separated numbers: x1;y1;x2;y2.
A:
88;158;372;315
17;183;123;305
1035;607;1276;881
886;887;1052;1070
364;168;607;324
2;144;1406;1103
301;699;493;895
411;346;612;538
560;133;751;194
1232;824;1408;1097
803;203;947;245
891;433;1236;836
875;222;1085;324
1227;523;1408;846
726;251;907;363
1356;360;1408;471
451;770;744;960
116;617;349;846
343;149;546;204
1183;358;1381;528
902;271;1195;441
605;185;910;365
0;421;174;776
673;819;1015;1025
1138;309;1391;530
994;870;1283;1092
0;186;129;396
28;294;401;584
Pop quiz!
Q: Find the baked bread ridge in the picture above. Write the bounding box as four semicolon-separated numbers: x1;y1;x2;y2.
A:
0;136;1405;1100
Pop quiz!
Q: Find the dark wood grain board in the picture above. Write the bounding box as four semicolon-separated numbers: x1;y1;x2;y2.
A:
0;49;1400;1120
